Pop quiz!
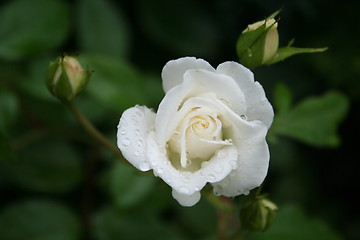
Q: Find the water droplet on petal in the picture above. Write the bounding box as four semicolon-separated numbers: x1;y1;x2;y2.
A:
121;138;130;147
135;129;140;136
136;110;144;117
230;160;238;169
166;178;172;183
207;174;216;182
120;130;126;135
194;186;200;191
139;162;150;171
121;119;127;126
178;186;190;194
157;168;163;174
201;161;210;168
134;151;140;157
240;115;247;120
136;140;143;147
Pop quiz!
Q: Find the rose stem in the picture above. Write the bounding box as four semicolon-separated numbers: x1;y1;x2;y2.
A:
67;101;123;160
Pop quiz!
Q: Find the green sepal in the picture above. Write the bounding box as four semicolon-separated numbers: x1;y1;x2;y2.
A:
240;194;278;232
236;21;276;69
267;9;282;19
45;56;61;93
267;44;328;65
54;62;75;102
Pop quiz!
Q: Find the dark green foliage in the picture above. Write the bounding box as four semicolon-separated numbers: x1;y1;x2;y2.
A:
0;0;357;239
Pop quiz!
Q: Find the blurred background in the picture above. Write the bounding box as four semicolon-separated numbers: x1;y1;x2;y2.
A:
0;0;359;239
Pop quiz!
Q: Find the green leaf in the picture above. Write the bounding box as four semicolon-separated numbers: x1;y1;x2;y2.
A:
250;205;342;240
0;131;16;161
0;90;19;133
0;199;80;240
267;46;328;65
1;141;82;193
107;162;157;209
0;0;70;60
93;206;185;240
79;54;162;110
273;83;293;114
77;0;129;58
272;91;349;147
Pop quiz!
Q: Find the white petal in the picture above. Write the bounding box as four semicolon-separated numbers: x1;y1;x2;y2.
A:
161;57;214;93
212;121;270;197
117;106;155;171
156;69;246;147
147;131;238;195
216;61;274;128
172;189;201;207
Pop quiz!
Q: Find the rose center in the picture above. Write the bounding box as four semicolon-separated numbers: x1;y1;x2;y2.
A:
167;107;232;172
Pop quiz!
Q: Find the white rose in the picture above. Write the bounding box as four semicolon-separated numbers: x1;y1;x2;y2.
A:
117;57;273;207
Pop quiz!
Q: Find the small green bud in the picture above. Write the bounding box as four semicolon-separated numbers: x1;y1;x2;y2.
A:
237;18;279;69
240;195;278;232
45;55;91;102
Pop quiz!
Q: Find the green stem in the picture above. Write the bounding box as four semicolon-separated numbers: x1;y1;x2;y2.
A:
67;101;123;160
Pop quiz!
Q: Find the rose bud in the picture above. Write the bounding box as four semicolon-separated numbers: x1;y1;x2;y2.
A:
237;18;279;69
45;55;91;102
240;195;278;232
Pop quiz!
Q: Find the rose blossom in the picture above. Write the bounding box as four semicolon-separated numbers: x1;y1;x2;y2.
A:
117;57;273;206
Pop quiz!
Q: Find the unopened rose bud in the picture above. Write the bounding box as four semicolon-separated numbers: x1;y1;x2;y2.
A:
240;195;278;232
45;55;91;102
237;18;279;69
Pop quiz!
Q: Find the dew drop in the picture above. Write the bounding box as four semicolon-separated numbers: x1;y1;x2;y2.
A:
207;174;216;182
135;129;140;136
240;115;247;120
157;168;163;174
178;186;190;194
136;140;143;147
139;162;150;171
120;130;126;135
201;161;210;168
136;110;144;117
134;151;140;157
121;138;130;147
230;160;238;169
166;178;172;183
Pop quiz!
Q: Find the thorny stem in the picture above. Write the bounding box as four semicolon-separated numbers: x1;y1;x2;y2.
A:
67;101;123;160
